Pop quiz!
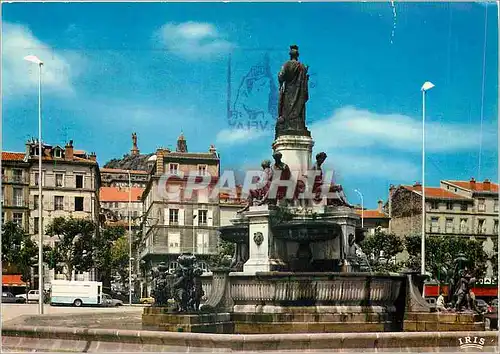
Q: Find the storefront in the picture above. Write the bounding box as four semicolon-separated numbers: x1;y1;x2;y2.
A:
2;274;27;295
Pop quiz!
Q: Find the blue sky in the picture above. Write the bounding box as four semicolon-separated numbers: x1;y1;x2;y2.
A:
2;2;498;208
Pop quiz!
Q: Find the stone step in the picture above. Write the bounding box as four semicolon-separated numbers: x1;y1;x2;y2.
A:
233;321;400;334
405;312;483;323
232;312;395;323
404;320;485;332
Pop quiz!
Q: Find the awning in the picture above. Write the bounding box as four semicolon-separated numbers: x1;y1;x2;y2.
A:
2;274;27;287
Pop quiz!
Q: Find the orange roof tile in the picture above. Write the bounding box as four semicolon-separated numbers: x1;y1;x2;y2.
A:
446;180;498;193
73;150;86;155
100;187;144;202
355;209;389;219
2;152;25;161
100;168;149;175
404;185;470;200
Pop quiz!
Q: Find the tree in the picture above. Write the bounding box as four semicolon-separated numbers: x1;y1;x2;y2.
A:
405;234;488;282
45;217;96;280
111;235;130;290
94;225;126;288
207;240;235;268
359;228;405;272
1;221;38;285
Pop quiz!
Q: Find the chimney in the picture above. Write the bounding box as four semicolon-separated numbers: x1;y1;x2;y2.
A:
89;152;97;162
413;181;422;188
483;178;491;191
65;140;74;160
377;199;384;212
470;177;476;190
209;144;217;154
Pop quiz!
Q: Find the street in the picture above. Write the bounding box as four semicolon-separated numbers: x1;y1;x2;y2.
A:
1;303;142;323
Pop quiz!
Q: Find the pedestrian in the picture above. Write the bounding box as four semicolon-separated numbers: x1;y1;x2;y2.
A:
436;291;446;312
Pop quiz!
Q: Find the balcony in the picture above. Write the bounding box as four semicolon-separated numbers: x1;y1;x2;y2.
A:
2;175;28;184
3;198;28;208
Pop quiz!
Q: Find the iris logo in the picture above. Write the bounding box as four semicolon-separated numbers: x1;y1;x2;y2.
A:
458;336;485;350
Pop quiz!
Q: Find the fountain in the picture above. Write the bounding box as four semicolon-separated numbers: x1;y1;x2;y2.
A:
142;45;484;335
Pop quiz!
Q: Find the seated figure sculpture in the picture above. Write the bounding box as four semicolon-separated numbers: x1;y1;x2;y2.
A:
238;160;273;213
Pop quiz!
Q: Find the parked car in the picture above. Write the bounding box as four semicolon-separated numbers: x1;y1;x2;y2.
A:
476;299;489;313
484;299;498;330
101;294;124;307
3;292;26;304
140;296;155;305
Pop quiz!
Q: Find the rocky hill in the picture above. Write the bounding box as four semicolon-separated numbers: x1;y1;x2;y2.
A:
103;153;154;171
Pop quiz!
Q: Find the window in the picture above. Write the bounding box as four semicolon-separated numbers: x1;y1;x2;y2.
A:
445;218;454;233
75;175;84;189
196;232;209;254
494;220;498;235
34;217;39;234
54;149;62;158
13;213;23;226
34;172;44;186
75;197;84;212
1;186;4;205
461;203;468;211
446;202;453;210
430;217;439;233
1;212;4;224
168;234;181;253
12;169;22;183
169;163;179;175
13;188;23;207
460;219;468;233
198;165;207;176
55;173;64;187
34;195;39;210
54;196;64;211
169;209;179;224
430;201;439;210
478;198;486;212
495;200;499;213
478;219;485;234
198;210;208;226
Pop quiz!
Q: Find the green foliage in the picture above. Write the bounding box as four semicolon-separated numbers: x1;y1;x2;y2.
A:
44;217;96;279
405;234;488;281
1;221;38;283
359;228;405;272
207;240;235;268
111;235;130;288
94;225;126;287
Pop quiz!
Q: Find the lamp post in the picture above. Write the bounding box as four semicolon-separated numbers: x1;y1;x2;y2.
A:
421;81;435;276
128;170;132;305
24;54;44;315
354;189;364;228
193;214;197;254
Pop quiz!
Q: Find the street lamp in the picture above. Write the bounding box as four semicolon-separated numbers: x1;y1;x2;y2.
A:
24;54;44;315
193;214;197;254
128;170;132;306
354;189;364;228
421;81;435;276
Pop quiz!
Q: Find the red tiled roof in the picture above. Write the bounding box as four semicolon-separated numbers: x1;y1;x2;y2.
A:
2;152;25;161
355;209;389;219
445;180;498;193
100;168;149;175
404;185;470;200
73;150;86;155
100;187;144;202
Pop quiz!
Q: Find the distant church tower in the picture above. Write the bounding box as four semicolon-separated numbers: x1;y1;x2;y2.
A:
131;132;140;155
176;132;188;153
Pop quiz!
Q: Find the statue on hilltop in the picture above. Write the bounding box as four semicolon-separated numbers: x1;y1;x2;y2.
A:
276;45;311;139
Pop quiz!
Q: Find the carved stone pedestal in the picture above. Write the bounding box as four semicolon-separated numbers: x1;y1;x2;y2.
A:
272;134;314;172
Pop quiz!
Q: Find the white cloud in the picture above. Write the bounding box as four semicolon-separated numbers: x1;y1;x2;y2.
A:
311;106;496;153
2;22;79;96
325;153;419;181
155;21;234;59
215;127;269;146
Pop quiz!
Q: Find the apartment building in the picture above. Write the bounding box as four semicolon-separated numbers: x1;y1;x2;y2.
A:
100;186;144;226
25;139;100;285
139;134;220;295
100;168;149;188
1;152;30;231
354;199;390;236
389;178;498;278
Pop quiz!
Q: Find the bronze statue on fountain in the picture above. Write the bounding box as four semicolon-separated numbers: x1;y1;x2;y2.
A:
150;253;204;312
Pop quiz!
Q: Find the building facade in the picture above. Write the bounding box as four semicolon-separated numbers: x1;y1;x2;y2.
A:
25;139;100;285
139;134;220;296
100;168;149;188
354;199;390;236
2;152;30;231
389;178;498;278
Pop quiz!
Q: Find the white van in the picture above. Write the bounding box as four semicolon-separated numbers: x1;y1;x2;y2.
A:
50;280;103;307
